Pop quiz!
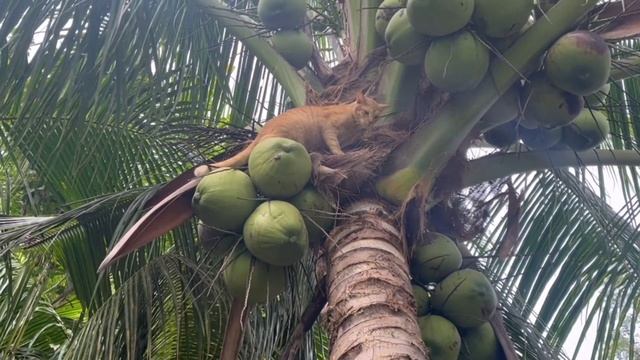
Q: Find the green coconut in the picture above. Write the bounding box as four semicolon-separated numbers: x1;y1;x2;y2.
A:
192;169;259;232
243;200;309;266
483;120;518;148
431;269;497;329
519;126;562;150
472;0;533;38
411;232;463;283
257;0;306;30
521;75;584;128
384;9;430;65
561;109;610;151
271;31;313;70
459;322;501;360
425;31;490;92
289;188;335;245
406;0;474;36
413;284;431;316
545;31;612;96
375;0;406;36
585;83;611;107
418;315;461;360
223;247;286;304
197;222;240;256
248;137;312;198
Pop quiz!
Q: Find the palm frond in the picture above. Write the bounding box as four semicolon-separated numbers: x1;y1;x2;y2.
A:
0;0;290;204
467;168;640;359
0;256;72;359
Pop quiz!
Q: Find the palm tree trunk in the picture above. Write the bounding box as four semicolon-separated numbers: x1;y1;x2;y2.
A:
325;200;427;359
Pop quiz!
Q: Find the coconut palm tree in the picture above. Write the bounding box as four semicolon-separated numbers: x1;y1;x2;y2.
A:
2;0;640;358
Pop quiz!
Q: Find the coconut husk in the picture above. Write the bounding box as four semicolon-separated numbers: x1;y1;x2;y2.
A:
311;125;409;197
306;47;388;105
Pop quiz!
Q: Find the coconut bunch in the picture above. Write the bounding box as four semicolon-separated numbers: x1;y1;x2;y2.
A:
378;0;534;92
375;0;612;152
409;232;503;360
255;0;313;70
480;29;612;151
192;137;335;304
483;29;612;151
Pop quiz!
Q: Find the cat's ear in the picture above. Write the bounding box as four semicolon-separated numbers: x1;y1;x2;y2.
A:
355;91;367;104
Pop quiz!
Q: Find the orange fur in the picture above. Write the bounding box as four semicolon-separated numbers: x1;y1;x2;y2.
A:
211;93;387;169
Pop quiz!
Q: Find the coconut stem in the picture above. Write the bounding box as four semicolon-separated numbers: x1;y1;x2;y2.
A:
378;62;422;125
194;0;307;107
376;0;600;204
220;298;249;360
460;149;640;189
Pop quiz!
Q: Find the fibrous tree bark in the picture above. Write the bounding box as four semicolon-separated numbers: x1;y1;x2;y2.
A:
325;200;427;360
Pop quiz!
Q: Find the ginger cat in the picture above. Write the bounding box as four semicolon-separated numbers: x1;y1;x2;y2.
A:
202;93;387;172
98;95;387;271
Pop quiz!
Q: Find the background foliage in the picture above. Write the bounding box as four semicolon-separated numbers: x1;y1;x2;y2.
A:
0;0;639;358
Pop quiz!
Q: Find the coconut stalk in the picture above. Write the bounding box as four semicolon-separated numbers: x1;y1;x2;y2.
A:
325;201;427;359
411;149;640;213
376;0;601;205
460;149;640;190
378;61;422;125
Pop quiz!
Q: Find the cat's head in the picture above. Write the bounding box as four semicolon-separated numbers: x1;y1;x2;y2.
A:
353;92;389;126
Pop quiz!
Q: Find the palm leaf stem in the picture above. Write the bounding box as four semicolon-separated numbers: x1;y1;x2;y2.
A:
194;0;310;106
461;149;640;190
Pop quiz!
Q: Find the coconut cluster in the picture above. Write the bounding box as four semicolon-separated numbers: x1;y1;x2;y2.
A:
376;0;612;152
410;232;503;359
255;0;313;70
480;30;612;151
378;0;534;92
192;137;335;303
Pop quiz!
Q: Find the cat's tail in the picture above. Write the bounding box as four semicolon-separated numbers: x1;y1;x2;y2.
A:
211;141;256;169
